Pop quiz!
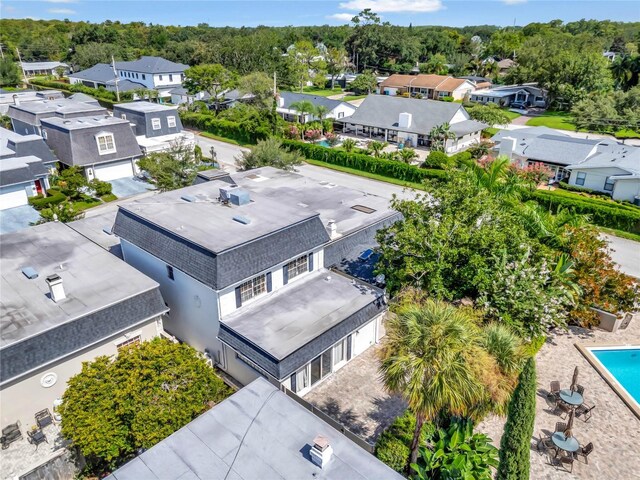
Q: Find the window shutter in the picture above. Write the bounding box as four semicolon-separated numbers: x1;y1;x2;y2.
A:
283;265;289;285
308;252;314;271
346;335;352;361
290;373;297;393
235;287;242;308
266;272;272;292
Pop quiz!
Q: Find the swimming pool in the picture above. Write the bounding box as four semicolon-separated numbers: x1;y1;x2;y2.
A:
317;140;331;148
579;345;640;418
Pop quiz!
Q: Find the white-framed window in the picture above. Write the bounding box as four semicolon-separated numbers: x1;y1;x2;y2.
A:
142;74;146;80
169;74;173;82
239;274;266;303
286;255;308;280
151;118;161;130
116;335;141;351
158;74;163;81
167;116;176;128
338;112;344;119
604;177;615;192
96;133;116;155
575;171;587;186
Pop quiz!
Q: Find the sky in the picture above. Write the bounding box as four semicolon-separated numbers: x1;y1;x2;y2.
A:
1;0;638;28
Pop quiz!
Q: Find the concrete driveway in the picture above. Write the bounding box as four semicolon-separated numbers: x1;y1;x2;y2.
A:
192;133;250;172
0;205;41;234
603;234;640;278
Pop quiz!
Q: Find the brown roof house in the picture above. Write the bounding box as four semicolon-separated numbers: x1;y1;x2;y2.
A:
378;74;476;100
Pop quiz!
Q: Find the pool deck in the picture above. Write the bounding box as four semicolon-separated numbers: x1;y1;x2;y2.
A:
478;319;640;479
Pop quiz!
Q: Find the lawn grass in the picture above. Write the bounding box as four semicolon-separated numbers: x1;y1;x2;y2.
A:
300;86;344;97
526;111;577;131
343;94;367;102
503;109;522;121
483;127;500;137
598;226;640;243
304;158;427;191
73;197;102;211
100;193;118;203
200;131;253;147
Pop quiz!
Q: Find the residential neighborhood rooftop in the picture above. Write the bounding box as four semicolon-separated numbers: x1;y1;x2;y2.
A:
20;61;68;70
8;98;106;117
114;101;177;113
0;127;57;162
0;222;164;349
41;114;129;131
105;377;404;480
221;269;382;361
0;155;48;187
116;56;188;73
279;91;347;111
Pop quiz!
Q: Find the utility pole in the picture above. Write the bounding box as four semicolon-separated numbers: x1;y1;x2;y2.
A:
273;71;277;97
111;55;120;102
15;48;28;86
0;44;5;60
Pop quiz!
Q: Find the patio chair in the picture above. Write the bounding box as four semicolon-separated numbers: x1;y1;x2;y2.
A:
555;402;572;419
1;423;22;450
576;403;596;422
536;432;558;460
548;381;561;402
555;422;567;433
575;442;593;464
27;429;47;450
35;409;53;429
557;454;574;473
576;385;585;396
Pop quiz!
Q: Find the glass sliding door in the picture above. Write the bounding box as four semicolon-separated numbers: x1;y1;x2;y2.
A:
310;356;322;385
321;350;332;379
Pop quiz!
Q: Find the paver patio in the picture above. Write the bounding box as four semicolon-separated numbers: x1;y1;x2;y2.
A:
303;344;407;445
478;319;640;479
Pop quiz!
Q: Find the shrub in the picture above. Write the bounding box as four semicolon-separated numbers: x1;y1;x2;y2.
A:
526;189;640;233
375;411;434;473
497;358;536;480
557;181;615;200
440;96;454;102
423;150;452;169
180;112;269;144
282;139;446;184
28;189;66;210
89;179;112;197
451;151;472;165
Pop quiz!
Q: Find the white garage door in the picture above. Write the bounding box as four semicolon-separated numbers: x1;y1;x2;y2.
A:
94;160;134;181
0;184;29;210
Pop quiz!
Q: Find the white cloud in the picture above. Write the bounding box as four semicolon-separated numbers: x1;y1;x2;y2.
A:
502;0;527;4
48;7;76;14
339;0;442;13
327;13;355;22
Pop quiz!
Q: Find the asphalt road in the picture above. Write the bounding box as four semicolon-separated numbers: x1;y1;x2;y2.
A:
603;234;640;279
192;133;249;172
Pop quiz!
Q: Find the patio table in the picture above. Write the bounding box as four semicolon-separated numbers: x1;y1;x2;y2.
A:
559;389;583;406
551;432;580;456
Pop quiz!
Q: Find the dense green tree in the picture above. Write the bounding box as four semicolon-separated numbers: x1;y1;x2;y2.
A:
0;58;21;86
72;42;121;70
59;338;230;473
349;71;377;94
137;138;201;191
466;103;512;127
486;30;523;59
238;71;274;108
235;137;303;171
419;53;448;75
183;63;236;107
326;47;349;89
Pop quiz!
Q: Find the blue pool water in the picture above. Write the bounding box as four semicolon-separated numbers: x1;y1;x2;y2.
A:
317;140;331;147
591;348;640;404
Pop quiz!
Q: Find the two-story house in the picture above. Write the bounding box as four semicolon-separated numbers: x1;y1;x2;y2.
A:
41;115;143;181
112;167;400;394
8;98;106;136
69;56;188;101
0;89;64;115
0;222;168;429
113;101;195;154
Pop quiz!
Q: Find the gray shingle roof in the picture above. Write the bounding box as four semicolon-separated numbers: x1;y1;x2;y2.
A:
0;222;167;383
116;56;188;74
21;61;68;71
105;377;404;480
0;127;57;163
219;269;384;379
279;91;346;112
450;119;488;136
67;92;101;105
338;95;475;136
0;155;48;187
568;143;640;176
68;63;115;83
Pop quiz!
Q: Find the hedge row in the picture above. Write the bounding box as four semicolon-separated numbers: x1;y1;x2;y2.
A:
282;139;447;184
527;189;640;233
28;188;66;209
28;78;131;104
497;358;536;480
180;112;270;144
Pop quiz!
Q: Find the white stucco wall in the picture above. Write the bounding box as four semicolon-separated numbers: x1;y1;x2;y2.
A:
328;103;357;120
450;107;471;124
612;178;640;202
0;319;160;428
451;82;475;100
568;167;629;193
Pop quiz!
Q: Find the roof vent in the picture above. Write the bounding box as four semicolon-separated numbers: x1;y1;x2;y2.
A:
327;220;339;239
310;435;333;469
219;184;239;203
46;274;66;303
181;195;197;202
21;267;39;279
230;189;251;206
233;215;251;225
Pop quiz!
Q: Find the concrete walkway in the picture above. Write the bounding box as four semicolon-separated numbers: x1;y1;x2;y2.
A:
478;319;640;479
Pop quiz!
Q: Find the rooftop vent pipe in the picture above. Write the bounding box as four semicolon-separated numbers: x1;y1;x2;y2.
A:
310;435;333;469
46;274;66;302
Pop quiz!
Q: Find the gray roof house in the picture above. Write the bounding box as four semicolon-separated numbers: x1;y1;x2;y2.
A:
0;127;57;212
20;61;69;77
8;98;106;136
0;222;167;427
470;84;547;108
0;89;65;115
277;91;356;123
41;115;143;181
113;167;399;393
70;56;188;99
113;101;194;154
338;95;486;153
105;377;403;480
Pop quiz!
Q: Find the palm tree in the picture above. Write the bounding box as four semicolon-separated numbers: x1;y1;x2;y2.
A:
379;299;485;470
610;55;633;90
428;123;456;152
341;138;356;152
367;140;388;158
398;148;418;164
462;156;526;200
289;100;315;125
314;105;329;133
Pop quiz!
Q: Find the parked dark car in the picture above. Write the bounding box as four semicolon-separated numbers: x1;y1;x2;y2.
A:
510;101;527;110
